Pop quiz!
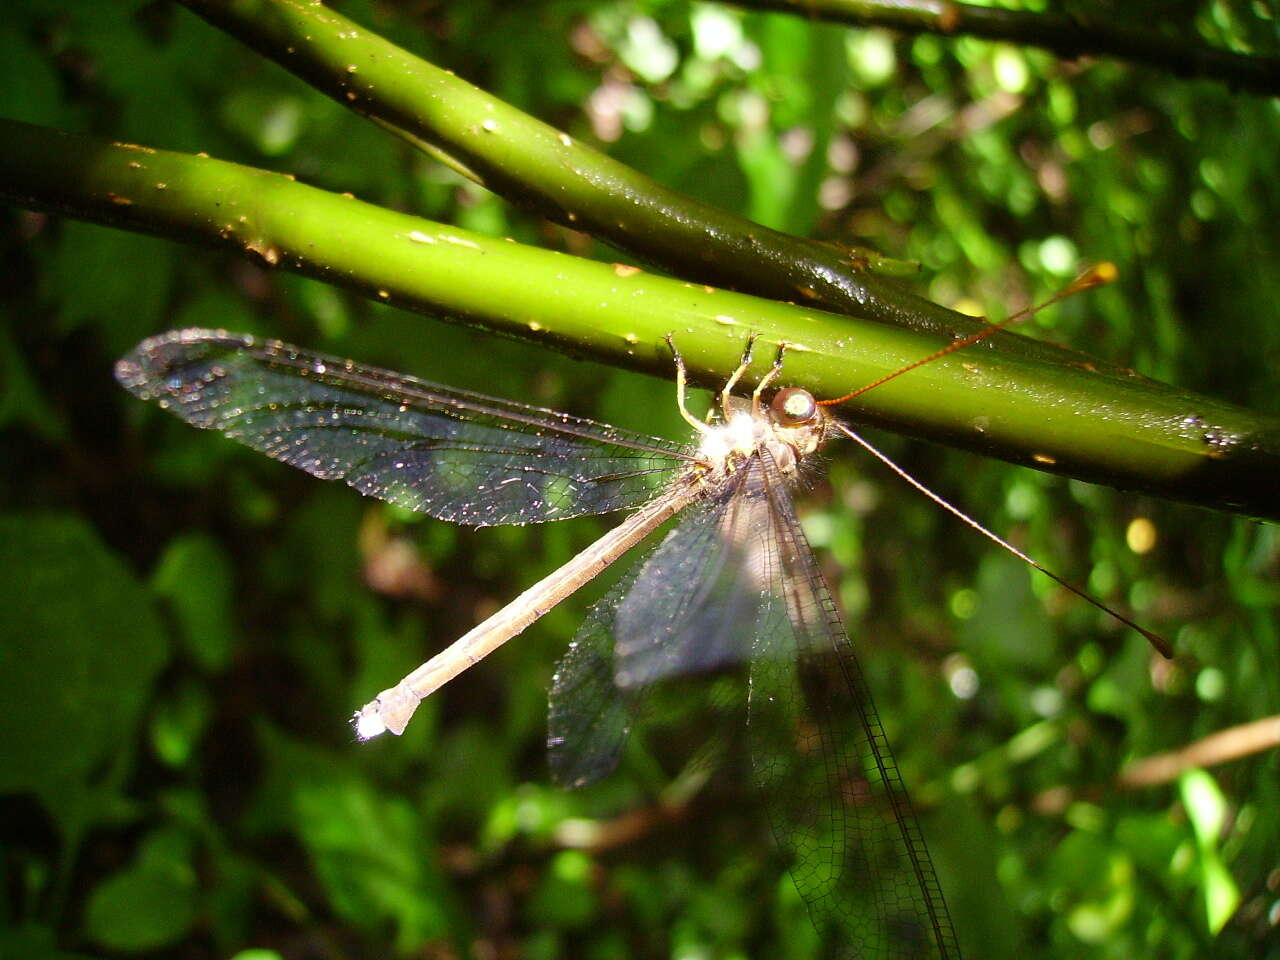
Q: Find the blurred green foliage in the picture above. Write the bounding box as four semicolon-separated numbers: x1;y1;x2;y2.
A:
1;1;1278;958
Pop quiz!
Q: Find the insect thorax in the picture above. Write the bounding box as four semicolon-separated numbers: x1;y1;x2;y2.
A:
695;394;830;479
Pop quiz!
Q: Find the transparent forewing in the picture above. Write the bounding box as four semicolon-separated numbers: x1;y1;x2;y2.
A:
611;473;767;690
547;550;652;789
747;455;960;960
548;482;764;789
560;452;958;957
116;329;692;525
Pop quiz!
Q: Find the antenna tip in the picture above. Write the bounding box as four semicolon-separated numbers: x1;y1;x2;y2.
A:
1140;627;1173;659
1073;261;1119;292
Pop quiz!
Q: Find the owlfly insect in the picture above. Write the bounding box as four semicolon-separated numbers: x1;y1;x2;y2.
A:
115;269;1166;958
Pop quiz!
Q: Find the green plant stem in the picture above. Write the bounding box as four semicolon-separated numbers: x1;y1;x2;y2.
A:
733;0;1280;97
175;0;1106;372
2;119;1276;520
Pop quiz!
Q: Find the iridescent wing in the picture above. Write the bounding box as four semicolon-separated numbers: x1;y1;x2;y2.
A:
547;453;959;958
547;552;647;788
116;329;692;525
547;491;759;788
547;470;772;787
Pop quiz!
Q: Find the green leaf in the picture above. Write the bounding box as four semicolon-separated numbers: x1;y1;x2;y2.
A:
245;722;455;952
0;21;65;129
150;533;238;672
0;512;168;826
1047;831;1136;945
149;678;213;768
49;221;176;357
1181;768;1228;842
527;850;598;929
961;551;1055;671
0;323;65;440
172;289;260;336
1180;769;1241;934
84;826;199;952
220;88;308;157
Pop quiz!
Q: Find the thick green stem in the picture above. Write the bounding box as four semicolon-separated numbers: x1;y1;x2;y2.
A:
1;119;1276;520
733;0;1280;97
175;0;1111;372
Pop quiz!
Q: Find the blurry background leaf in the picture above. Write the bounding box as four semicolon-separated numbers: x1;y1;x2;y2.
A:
0;512;168;828
83;825;199;952
243;722;457;953
1180;768;1242;935
0;324;65;439
150;532;238;672
0;1;1277;958
48;222;177;357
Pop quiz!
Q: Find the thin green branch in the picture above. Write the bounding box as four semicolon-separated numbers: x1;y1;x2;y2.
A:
175;0;1111;374
733;0;1280;97
1;118;1276;520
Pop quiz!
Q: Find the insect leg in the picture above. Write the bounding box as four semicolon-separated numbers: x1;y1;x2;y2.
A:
751;341;788;417
664;334;712;435
715;333;759;422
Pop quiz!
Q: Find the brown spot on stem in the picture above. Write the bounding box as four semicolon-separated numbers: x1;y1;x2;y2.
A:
246;240;281;265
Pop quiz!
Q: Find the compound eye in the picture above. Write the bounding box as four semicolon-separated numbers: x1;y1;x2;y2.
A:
771;386;817;425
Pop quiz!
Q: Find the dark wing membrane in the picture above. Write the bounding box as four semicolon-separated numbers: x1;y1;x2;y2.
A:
747;453;960;960
554;453;957;956
547;480;762;789
549;452;957;956
547;550;649;788
116;329;692;525
612;471;767;689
